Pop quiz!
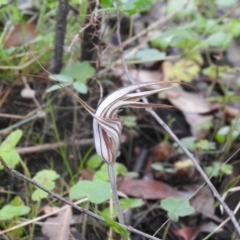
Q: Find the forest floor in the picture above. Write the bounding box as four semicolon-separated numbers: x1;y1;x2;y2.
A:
1;0;240;240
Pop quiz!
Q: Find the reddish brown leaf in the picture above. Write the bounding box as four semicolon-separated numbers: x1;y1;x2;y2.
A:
224;105;240;119
174;227;194;240
4;22;36;48
80;169;94;180
151;142;174;161
118;179;189;199
190;185;215;216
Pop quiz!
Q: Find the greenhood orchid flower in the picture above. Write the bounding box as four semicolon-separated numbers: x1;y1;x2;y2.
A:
58;81;173;164
92;83;173;164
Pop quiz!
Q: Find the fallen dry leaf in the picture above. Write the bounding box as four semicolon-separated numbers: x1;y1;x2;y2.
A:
118;179;190;200
183;112;213;139
42;206;59;214
201;221;223;233
150;142;174;161
3;22;36;48
224;105;240;119
42;206;72;240
114;67;163;85
80;169;94;180
190;185;215;216
166;86;211;114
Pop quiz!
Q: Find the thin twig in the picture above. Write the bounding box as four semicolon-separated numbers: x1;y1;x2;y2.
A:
114;0;240;237
16;135;129;155
203;201;240;240
0;157;161;240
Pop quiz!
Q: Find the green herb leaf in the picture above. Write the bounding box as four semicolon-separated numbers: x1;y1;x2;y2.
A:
99;211;129;237
0;130;23;170
61;61;95;83
0;205;30;220
161;197;195;222
123;115;137;128
73;82;88;94
32;170;59;201
69;180;111;204
87;154;102;169
126;49;166;63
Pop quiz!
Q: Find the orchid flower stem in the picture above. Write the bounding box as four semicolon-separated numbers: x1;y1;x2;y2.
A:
107;163;125;226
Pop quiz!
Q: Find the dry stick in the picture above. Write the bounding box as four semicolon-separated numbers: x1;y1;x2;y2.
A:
114;1;240;237
50;0;69;73
16;135;129;155
0;157;161;240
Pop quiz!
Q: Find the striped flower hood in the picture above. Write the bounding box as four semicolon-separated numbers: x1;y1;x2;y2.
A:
92;83;173;164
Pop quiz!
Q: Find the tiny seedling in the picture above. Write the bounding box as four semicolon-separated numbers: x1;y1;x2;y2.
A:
204;161;233;178
47;61;95;94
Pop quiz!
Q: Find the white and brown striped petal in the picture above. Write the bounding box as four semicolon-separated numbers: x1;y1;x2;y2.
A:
92;82;173;164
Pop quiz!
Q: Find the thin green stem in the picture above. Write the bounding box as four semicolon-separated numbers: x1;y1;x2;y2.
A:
107;163;125;226
47;97;74;182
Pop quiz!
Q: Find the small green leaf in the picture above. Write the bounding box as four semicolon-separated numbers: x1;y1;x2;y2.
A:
101;0;112;7
115;163;128;176
120;198;144;209
166;0;196;18
204;162;233;177
46;83;72;93
69;180;111;204
203;31;232;49
175;137;196;154
161;197;195;222
0;129;23;149
0;205;30;220
120;0;158;15
32;170;59;201
202;65;235;78
94;166;109;181
87;154;102;169
123;115;137;128
215;126;230;144
73;82;88;94
173;59;200;82
151;163;164;171
94;163;127;181
0;149;21;170
0;130;23;170
61;61;95;83
103;198;144;219
10;196;24;206
196;139;216;151
216;0;237;7
99;211;129;237
49;74;73;83
47;74;73;93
